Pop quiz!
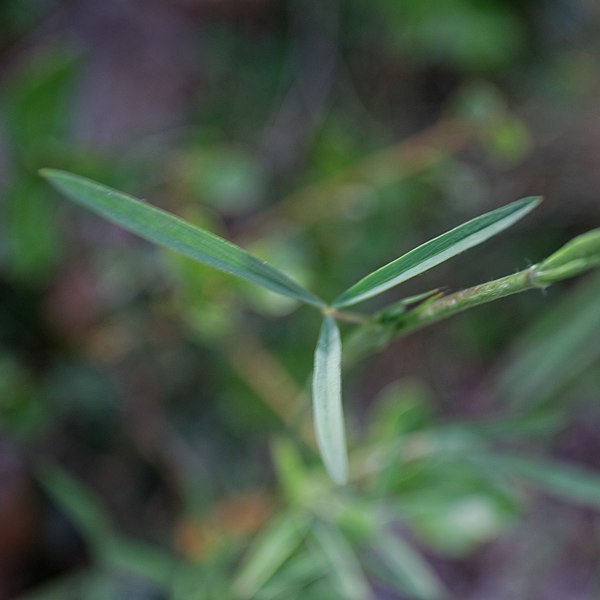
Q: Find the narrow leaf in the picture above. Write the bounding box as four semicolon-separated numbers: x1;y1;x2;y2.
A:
40;169;324;308
233;512;309;598
106;537;180;589
333;196;541;307
255;555;326;600
473;453;600;509
313;524;373;600
376;532;446;600
312;316;348;484
495;272;600;407
36;463;113;554
271;438;310;504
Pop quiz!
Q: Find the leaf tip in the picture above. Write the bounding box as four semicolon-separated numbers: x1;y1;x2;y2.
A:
522;195;543;210
39;168;65;183
331;463;349;486
312;316;349;485
531;195;543;206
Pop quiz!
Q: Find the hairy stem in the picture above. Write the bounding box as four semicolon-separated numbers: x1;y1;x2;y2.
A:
394;265;541;336
343;228;600;366
328;309;370;325
343;265;546;364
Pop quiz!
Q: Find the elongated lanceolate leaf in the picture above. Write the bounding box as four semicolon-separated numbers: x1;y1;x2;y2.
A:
312;316;348;484
40;169;325;308
233;512;309;598
313;524;373;599
472;453;600;509
376;532;445;600
36;463;113;552
333;196;541;308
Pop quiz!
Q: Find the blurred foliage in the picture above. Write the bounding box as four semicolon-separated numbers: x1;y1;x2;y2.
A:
379;0;527;71
2;52;76;283
1;0;600;598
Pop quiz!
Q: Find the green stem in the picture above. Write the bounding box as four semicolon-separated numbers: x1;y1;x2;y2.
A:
344;229;600;362
343;266;544;365
395;265;541;336
329;309;370;325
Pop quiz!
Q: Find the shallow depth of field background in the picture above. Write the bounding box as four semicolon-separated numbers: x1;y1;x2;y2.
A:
1;1;600;598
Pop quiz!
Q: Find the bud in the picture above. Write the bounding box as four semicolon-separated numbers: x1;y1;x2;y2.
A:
534;229;600;285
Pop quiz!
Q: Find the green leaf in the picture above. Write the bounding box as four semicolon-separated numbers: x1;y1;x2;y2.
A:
312;523;373;600
106;537;181;589
375;532;446;600
312;316;348;484
271;438;310;505
40;169;325;308
495;272;600;407
233;512;309;598
333;196;541;307
36;463;113;556
446;411;565;440
534;228;600;285
5;51;76;153
6;177;61;283
376;289;442;324
255;555;326;600
474;454;600;509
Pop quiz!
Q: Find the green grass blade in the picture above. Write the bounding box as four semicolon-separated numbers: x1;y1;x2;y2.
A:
106;537;181;590
233;512;309;598
312;524;373;600
494;272;600;407
376;532;446;600
473;454;600;509
312;316;348;484
36;463;113;555
254;555;326;600
40;169;325;308
333;196;541;308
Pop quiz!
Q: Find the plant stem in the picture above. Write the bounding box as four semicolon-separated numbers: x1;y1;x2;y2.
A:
343;266;544;364
329;309;370;325
343;228;600;355
395;265;542;336
376;228;600;340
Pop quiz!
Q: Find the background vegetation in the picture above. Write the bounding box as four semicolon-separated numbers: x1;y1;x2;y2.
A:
1;0;600;598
